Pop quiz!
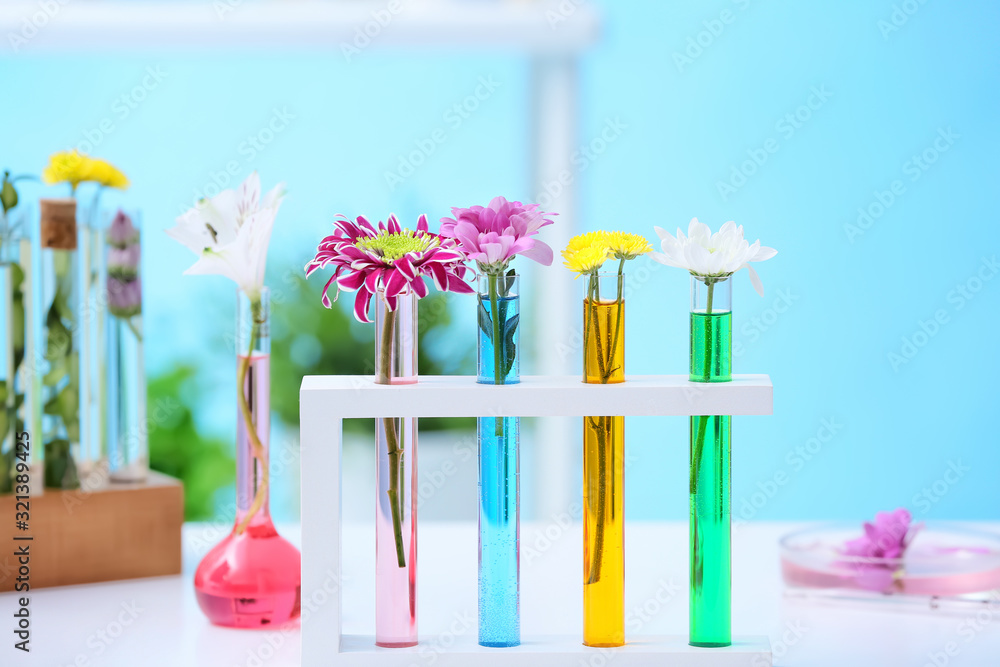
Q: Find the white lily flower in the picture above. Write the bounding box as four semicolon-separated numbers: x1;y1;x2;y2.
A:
650;218;777;296
167;172;285;302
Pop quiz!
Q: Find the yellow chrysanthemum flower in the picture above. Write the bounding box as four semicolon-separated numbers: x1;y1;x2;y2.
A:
42;150;91;189
42;150;129;191
606;231;652;260
562;244;611;275
564;230;610;255
87;158;130;190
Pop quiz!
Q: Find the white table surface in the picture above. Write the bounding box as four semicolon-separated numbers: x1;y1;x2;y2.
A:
4;521;999;667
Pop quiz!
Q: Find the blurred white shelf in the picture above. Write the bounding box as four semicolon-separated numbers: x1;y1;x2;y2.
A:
0;0;600;53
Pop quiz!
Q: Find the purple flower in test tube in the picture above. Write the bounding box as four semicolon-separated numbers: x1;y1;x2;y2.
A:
108;244;140;274
107;209;142;318
108;276;142;318
108;209;139;246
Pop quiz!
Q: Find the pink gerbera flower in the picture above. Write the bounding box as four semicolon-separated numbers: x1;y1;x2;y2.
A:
305;213;473;322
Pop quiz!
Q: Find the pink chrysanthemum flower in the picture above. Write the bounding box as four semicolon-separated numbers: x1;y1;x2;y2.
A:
305;213;473;322
439;196;555;274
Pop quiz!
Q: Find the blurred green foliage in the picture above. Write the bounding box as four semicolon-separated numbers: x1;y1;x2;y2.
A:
148;365;234;520
269;271;474;433
148;266;475;518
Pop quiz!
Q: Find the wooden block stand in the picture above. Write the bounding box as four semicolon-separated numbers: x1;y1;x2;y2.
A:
0;471;183;591
300;375;774;667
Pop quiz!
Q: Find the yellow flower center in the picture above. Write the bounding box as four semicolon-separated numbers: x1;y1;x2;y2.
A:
357;229;436;262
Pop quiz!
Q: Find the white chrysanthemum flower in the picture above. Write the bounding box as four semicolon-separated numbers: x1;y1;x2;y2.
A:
650;218;777;295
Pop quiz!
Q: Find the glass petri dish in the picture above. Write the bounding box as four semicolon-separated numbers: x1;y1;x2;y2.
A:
780;522;1000;596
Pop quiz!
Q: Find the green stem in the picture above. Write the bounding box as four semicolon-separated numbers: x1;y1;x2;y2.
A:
487;273;506;438
88;186;104;228
582;276;594;381
125;316;143;343
234;300;269;535
377;305;407;568
690;279;714;495
604;258;626;381
589;275;608;383
488;274;503;385
586;415;608;585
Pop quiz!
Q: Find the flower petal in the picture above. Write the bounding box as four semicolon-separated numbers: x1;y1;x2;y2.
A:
519;239;554;266
751;245;778;262
688;218;711;245
438;216;459;237
393;256;416;282
411;275;429;298
261;181;286;214
384;267;408;298
321;273;338;308
746;263;764;296
364;267;383;293
337;269;366;291
427;262;448;290
353;288;373;323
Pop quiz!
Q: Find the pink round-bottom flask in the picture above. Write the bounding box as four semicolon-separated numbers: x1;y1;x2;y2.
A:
195;289;301;628
194;510;301;628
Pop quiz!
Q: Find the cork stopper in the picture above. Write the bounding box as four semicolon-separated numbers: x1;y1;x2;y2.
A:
39;198;78;250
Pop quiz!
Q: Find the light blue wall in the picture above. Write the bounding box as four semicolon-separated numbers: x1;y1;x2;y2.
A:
2;0;997;521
